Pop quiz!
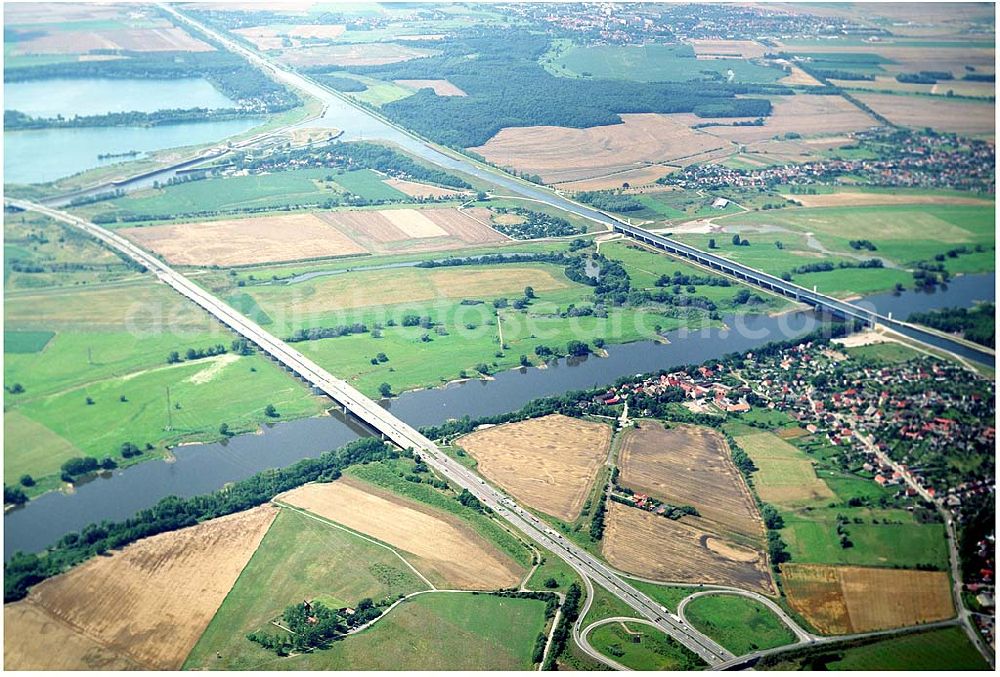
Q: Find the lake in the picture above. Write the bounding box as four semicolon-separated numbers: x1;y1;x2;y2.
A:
4;77;237;119
2;76;267;184
4;117;264;185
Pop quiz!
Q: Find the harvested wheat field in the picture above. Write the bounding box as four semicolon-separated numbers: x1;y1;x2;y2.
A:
618;422;764;542
556;165;678;192
853;93;995;136
234;24;346;50
280;478;522;589
456;414;611;521
3;506;277;670
678;95;879;144
469;113;730;184
317;207;502;254
249;263;570;317
395;79;468;96
690;39;766;59
384;178;465;198
603;502;774;594
784;191;995;208
121;213;366;266
781;564;955;635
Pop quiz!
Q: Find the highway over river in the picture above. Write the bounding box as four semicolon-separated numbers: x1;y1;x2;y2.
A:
7;198;734;666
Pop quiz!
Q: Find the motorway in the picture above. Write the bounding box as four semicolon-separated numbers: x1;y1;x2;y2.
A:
138;6;1000;370
32;6;990;666
7;197;734;666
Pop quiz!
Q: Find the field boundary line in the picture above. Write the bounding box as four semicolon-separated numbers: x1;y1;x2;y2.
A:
273;500;437;590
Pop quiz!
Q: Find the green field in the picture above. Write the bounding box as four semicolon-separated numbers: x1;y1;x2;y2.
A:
4;330;54;353
779;507;949;570
758;626;990;671
77;167;418;223
4;270;326;492
733;431;835;510
339;74;417;107
588;620;706;670
683;594;796;655
185;507;428;670
718;204;996;270
187;505;545;670
845;341;923;364
279;593;548;670
546;42;783;83
331;168;408;199
346;458;532;569
731;427;952;570
581;583;637;628
600;240;793;311
232;260;692;398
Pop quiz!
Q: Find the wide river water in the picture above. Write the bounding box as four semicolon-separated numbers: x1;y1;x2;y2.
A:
4;272;993;559
3;77;263;184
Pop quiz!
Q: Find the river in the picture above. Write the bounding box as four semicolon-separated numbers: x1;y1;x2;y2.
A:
4;272;992;559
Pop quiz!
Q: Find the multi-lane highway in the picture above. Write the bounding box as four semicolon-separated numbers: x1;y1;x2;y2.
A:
7;197;734;666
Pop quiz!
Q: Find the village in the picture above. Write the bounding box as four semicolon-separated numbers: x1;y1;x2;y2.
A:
585;334;995;649
667;129;996;194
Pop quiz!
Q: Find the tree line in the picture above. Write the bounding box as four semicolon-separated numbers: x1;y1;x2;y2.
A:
4;437;394;602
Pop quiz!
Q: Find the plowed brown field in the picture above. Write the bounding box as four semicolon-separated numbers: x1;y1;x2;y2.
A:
618;422;764;542
121;213;366;266
469;114;730;184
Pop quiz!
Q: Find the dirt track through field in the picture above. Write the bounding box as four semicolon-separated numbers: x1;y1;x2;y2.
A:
279;478;522;590
3;506;277;670
456;414;611;521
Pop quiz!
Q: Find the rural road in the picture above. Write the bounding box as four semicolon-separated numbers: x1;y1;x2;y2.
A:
32;4;988;668
7;197;735;667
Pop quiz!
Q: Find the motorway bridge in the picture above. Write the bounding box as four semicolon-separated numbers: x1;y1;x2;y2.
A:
611;222;995;367
8;198;736;667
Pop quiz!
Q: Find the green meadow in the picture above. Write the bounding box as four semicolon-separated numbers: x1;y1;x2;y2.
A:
78;168;416;224
548;42;783;83
683;594;795;655
588;620;705;670
759;626;989;671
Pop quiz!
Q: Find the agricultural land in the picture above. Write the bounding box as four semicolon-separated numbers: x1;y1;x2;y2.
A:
455;414;612;521
780;563;955;634
4;506;277;670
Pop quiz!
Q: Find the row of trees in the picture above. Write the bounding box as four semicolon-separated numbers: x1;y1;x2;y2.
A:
4;437;395;602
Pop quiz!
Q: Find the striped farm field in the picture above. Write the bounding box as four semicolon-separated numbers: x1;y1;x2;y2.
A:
735;432;835;508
